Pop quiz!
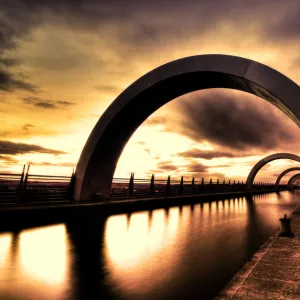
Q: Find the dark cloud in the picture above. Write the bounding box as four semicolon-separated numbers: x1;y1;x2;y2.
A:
22;124;35;131
0;69;37;92
177;149;237;160
0;154;18;163
22;97;75;109
2;0;299;59
266;3;300;41
148;90;299;152
185;162;208;173
156;161;179;171
0;58;20;67
0;140;67;155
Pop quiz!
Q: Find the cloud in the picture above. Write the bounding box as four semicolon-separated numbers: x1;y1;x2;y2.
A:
185;162;208;173
0;69;38;92
0;140;67;155
0;154;19;163
26;161;75;168
0;58;20;67
94;84;121;94
177;149;237;160
22;124;35;131
147;90;299;152
22;97;75;109
156;161;179;171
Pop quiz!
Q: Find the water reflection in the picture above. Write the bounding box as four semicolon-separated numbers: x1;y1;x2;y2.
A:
0;191;299;300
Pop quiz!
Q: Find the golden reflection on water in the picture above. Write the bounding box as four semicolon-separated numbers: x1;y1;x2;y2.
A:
19;224;68;286
104;207;184;294
0;224;70;300
0;233;11;268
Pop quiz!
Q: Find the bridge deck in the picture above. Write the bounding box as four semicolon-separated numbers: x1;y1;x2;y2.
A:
216;206;300;299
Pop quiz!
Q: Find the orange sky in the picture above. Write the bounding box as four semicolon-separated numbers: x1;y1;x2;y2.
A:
0;0;299;183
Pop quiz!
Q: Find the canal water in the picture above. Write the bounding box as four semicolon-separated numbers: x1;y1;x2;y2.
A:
0;191;299;300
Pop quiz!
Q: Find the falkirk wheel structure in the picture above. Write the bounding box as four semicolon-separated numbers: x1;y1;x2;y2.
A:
275;167;300;188
246;153;300;189
74;54;300;201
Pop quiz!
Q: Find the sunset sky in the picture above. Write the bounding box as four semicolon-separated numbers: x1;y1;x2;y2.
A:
0;0;300;183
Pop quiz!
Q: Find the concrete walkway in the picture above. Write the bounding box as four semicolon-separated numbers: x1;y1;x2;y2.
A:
216;206;300;299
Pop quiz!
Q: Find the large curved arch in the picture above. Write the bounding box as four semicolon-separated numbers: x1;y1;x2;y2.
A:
288;173;300;185
246;153;300;189
275;167;300;188
75;54;300;201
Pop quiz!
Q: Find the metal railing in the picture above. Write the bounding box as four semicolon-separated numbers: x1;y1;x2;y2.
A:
0;166;289;204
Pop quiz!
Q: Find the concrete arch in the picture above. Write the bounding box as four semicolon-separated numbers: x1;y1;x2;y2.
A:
275;167;300;188
288;173;300;185
75;54;300;201
246;153;300;189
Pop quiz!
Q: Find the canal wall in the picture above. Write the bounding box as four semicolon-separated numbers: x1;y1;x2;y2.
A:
216;205;300;299
0;188;292;232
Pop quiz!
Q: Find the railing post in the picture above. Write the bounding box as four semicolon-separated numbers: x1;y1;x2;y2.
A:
19;164;30;204
223;179;225;185
127;173;134;198
150;174;155;196
165;175;171;198
17;164;26;203
179;176;183;195
228;180;231;186
201;178;204;186
192;177;195;194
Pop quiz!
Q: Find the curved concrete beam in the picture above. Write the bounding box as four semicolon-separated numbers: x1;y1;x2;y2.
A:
75;54;300;201
288;173;300;185
275;167;300;188
246;153;300;189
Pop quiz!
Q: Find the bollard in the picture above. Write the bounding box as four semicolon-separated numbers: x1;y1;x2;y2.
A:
279;214;294;237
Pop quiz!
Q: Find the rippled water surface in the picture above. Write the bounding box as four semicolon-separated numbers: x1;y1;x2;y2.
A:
0;191;299;300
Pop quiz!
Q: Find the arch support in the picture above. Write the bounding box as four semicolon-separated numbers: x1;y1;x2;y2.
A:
275;167;300;188
246;153;300;189
75;54;300;201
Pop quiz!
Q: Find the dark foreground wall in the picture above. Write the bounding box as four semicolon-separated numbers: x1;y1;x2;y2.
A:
0;189;289;232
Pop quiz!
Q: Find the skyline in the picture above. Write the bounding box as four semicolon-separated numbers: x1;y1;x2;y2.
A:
1;0;300;183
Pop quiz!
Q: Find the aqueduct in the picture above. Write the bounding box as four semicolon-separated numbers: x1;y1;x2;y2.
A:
246;153;300;189
74;54;300;201
288;173;300;186
275;167;300;188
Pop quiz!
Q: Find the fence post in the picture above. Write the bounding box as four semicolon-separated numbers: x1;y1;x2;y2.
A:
179;176;183;195
223;179;225;184
228;180;231;186
165;175;171;198
201;178;204;186
150;174;155;196
127;173;134;198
